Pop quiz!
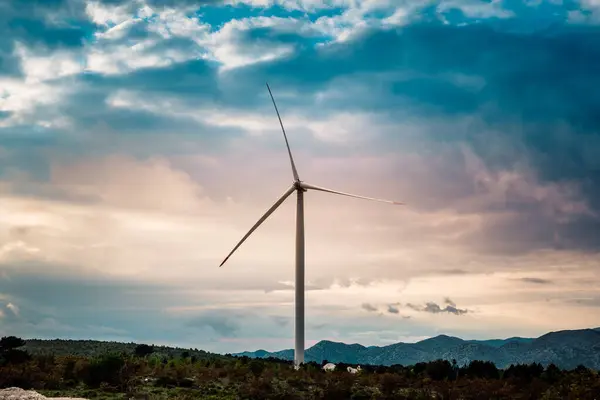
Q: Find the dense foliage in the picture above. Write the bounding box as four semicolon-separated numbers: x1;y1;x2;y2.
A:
2;337;600;399
23;339;222;361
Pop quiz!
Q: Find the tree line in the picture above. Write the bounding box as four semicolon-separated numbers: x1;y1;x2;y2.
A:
1;336;599;399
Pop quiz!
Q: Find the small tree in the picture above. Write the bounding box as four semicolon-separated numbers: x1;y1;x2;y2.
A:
249;359;265;377
380;373;403;397
425;359;454;381
0;336;30;365
0;336;26;350
85;354;126;388
542;363;562;383
463;360;499;379
134;344;154;357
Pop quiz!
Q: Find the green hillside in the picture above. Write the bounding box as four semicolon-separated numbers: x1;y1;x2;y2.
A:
1;336;599;399
23;339;225;361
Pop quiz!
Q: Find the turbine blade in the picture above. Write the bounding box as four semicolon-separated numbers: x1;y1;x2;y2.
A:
219;185;296;267
300;182;404;205
266;82;300;182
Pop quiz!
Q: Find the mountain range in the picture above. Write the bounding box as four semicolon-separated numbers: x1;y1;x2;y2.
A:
234;327;600;370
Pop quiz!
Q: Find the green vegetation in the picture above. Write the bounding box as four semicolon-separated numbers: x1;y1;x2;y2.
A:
2;337;600;399
23;339;220;361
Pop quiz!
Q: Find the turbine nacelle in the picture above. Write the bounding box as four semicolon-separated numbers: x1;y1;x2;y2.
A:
294;181;307;192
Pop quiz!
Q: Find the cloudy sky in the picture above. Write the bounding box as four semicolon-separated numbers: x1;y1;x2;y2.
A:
1;0;600;354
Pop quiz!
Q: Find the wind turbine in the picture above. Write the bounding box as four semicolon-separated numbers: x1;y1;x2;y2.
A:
219;83;404;368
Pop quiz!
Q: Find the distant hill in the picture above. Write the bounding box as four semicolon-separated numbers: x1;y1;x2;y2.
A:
468;337;534;348
23;339;226;361
235;328;600;370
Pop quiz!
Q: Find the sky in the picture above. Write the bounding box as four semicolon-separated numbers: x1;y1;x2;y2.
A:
1;0;600;354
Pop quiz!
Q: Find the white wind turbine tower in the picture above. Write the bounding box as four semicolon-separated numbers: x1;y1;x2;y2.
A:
219;83;404;368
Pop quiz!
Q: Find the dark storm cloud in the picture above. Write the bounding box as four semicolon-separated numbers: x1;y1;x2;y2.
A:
444;298;456;307
362;303;378;312
436;269;470;276
361;302;418;316
387;304;399;314
228;21;599;119
223;20;600;256
520;277;553;285
572;298;600;307
425;302;468;315
407;301;469;315
229;20;600;183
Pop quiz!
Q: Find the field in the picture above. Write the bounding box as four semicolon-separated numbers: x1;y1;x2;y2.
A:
2;337;600;399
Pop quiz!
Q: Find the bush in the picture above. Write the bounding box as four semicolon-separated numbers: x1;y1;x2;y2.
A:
0;336;30;366
84;354;126;388
1;342;599;400
463;360;500;379
134;344;154;358
0;336;26;350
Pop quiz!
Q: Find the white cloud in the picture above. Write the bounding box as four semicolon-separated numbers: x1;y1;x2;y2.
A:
85;0;133;26
0;241;41;263
569;0;600;22
6;302;19;317
78;1;418;74
0;155;231;278
8;0;518;81
85;39;192;75
224;0;349;12
217;0;514;46
212;41;294;71
79;0;518;77
15;43;83;84
382;7;410;26
199;17;299;71
147;8;211;40
437;0;514;19
82;1;424;74
309;1;428;43
106;89;388;144
306;112;385;144
95;18;141;40
0;42;83;128
201;110;287;136
85;5;210;75
0;78;69;127
49;155;215;214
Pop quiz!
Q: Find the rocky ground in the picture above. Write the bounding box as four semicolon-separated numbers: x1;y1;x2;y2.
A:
0;388;87;400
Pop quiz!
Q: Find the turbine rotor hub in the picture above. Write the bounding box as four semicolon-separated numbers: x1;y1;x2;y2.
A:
294;181;306;192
